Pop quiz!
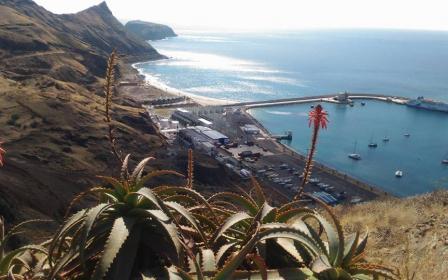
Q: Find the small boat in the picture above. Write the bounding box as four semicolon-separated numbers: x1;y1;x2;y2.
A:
368;135;378;148
361;102;366;106
348;141;361;160
349;103;354;107
442;159;448;164
310;105;315;108
404;133;410;137
395;170;403;177
348;154;361;160
382;137;390;142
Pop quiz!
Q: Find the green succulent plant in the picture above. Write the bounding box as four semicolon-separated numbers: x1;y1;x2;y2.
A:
46;155;190;280
0;217;52;279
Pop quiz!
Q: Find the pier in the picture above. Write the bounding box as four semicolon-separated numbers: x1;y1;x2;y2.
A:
223;93;409;108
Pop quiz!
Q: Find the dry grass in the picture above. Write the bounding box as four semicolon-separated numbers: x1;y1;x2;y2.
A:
335;191;448;279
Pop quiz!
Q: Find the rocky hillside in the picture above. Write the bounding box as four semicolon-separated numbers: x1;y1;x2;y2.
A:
335;190;448;279
125;20;177;41
0;0;163;82
0;0;166;225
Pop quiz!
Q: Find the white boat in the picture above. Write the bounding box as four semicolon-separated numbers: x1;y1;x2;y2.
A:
395;170;403;177
348;141;361;160
348;154;361;160
404;133;410;137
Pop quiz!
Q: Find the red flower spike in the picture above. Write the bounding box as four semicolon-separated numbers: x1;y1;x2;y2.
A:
308;104;329;130
296;104;329;199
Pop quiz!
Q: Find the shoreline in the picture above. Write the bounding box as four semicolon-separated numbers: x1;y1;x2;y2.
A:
132;62;237;106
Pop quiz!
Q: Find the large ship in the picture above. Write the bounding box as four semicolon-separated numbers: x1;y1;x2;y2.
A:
406;96;448;113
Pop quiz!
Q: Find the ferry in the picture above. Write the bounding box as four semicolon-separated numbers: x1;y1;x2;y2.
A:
395;170;403;177
406;96;448;113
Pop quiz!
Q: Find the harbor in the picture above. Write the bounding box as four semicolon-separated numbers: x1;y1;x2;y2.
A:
141;92;420;203
119;67;448;198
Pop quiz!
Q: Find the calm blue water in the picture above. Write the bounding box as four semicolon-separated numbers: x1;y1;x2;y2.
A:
136;29;448;196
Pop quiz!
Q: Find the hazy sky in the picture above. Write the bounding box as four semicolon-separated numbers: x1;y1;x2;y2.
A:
33;0;448;31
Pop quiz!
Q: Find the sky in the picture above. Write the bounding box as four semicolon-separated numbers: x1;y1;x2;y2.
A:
33;0;448;32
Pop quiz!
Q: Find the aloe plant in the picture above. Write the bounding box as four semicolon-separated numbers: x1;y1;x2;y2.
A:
0;216;52;279
47;156;188;279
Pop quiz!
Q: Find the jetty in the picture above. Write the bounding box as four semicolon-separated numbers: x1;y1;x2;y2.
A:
223;92;409;108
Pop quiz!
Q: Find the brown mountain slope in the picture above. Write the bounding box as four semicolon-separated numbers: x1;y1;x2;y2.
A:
0;0;163;82
336;191;448;279
0;0;167;226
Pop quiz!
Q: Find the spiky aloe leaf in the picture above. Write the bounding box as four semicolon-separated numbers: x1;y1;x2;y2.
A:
250;177;266;207
285;215;329;261
97;176;127;198
156;187;218;222
0;245;47;275
212;212;252;243
276;208;315;223
79;204;112;271
199;248;216;272
130;157;154;184
91;217;136;280
208;192;258;216
298;210;342;266
277;200;311;213
305;194;345;267
342;232;360;268
216;242;238;266
49;209;87;265
125;187;161;209
260;202;277;223
164;201;207;244
275;238;305;263
163;195;197;207
130;209;183;266
214;226;260;280
120;154;131;180
257;225;322;258
354;231;369;258
107;224;142;280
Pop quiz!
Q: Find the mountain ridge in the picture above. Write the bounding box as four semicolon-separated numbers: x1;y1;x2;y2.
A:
125;19;177;41
0;0;163;83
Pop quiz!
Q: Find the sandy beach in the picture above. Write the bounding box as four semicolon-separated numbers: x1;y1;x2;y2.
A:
131;62;236;106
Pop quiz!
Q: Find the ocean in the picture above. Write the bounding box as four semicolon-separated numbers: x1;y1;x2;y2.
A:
135;29;448;196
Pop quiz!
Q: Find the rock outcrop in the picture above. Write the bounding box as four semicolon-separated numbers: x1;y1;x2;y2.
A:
125;20;177;41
